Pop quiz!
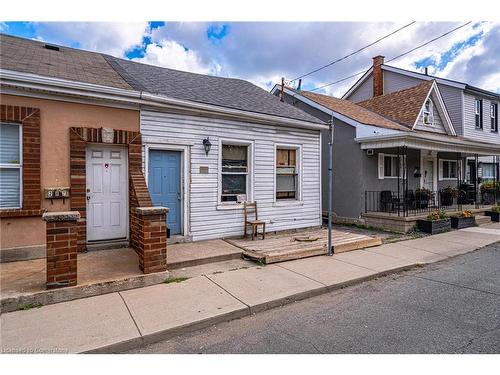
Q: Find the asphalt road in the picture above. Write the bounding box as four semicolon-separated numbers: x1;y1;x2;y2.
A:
127;243;500;354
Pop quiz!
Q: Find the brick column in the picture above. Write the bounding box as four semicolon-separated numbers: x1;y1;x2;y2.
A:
42;211;80;289
134;207;168;274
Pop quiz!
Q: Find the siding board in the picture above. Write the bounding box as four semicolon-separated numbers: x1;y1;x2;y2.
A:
141;109;321;241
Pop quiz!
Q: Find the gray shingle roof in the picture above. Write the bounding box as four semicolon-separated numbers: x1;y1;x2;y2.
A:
103;55;323;124
1;33;322;124
0;33;132;90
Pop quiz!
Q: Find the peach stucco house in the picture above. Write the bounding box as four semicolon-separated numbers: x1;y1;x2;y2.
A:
0;33;325;275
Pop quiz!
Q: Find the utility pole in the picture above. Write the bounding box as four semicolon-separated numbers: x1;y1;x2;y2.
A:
327;114;334;256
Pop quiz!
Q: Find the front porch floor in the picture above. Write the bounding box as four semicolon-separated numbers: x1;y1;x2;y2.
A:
0;239;246;312
363;206;493;233
225;227;383;264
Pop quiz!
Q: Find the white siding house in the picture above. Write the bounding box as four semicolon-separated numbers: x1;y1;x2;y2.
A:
141;109;322;241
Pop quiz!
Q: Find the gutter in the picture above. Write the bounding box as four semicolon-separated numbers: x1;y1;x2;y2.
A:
0;69;327;131
355;132;500;152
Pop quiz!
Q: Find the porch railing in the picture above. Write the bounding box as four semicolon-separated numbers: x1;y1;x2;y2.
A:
365;189;499;217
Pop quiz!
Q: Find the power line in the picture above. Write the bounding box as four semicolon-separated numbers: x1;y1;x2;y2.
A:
290;21;416;82
306;21;472;93
386;21;472;63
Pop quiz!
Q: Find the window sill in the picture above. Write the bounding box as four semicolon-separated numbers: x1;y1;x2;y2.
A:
273;200;304;207
216;204;244;211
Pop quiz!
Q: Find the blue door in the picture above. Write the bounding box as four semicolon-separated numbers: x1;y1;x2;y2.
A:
148;150;182;235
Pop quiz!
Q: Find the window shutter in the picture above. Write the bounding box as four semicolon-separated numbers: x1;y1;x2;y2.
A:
438;159;443;181
378;153;384;180
0;169;21;208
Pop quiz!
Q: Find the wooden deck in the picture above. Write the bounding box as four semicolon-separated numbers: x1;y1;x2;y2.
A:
225;228;382;264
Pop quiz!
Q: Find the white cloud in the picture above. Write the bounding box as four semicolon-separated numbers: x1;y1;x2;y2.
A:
132;40;218;75
31;22;149;57
13;21;500;95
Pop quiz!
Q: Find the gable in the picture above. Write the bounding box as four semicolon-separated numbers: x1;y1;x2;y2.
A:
414;94;447;134
412;83;456;136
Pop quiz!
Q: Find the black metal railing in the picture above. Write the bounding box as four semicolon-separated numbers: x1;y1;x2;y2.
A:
365;189;499;217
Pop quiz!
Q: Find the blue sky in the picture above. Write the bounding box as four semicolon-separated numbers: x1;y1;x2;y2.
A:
1;21;499;95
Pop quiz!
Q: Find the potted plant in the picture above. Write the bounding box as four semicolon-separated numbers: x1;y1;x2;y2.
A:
415;188;431;209
480;181;499;205
486;205;500;222
439;186;458;207
417;210;451;234
451;210;476;229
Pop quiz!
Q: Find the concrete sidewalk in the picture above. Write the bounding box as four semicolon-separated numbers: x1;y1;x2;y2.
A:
2;224;499;354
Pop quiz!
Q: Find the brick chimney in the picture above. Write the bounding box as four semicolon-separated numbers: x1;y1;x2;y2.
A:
372;55;385;97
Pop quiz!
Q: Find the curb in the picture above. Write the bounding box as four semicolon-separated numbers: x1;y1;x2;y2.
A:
82;262;420;354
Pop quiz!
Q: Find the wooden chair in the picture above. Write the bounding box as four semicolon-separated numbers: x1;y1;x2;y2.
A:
244;201;266;240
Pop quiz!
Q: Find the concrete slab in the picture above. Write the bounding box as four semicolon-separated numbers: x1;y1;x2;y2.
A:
459;227;500;236
206;265;325;312
277;256;377;287
120;276;248;341
332;249;414;272
432;231;499;248
398;237;475;257
365;242;449;263
167;239;242;269
0;293;139;354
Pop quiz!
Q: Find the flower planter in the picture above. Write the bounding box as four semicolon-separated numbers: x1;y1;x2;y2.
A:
487;211;500;222
417;218;451;234
450;216;475;229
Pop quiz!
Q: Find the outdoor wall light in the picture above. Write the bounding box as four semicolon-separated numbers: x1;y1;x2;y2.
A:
203;137;212;156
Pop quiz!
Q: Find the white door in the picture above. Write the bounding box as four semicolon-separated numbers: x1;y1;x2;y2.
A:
86;145;128;242
422;158;434;191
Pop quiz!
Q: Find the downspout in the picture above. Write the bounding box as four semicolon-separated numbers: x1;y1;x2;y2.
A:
327;113;334;256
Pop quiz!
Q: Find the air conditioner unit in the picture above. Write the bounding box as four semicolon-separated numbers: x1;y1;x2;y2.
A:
366;149;374;156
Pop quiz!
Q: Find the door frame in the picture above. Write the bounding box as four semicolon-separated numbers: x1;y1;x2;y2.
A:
85;143;129;242
144;143;189;236
420;152;438;191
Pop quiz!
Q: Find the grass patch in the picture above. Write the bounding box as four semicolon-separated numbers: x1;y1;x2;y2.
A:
163;277;189;284
20;303;42;310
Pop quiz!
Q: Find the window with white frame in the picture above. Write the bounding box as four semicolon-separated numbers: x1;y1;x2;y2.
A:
220;143;249;203
475;98;483;129
482;163;495;179
0;123;22;208
491;103;498;133
378;153;406;179
276;147;299;200
440;159;458;180
423;98;434;125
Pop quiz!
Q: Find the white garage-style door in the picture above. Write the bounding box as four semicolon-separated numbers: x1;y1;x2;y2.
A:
86;145;128;242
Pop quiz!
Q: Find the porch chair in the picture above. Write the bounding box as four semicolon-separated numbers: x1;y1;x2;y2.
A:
380;190;397;212
243;201;266;240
